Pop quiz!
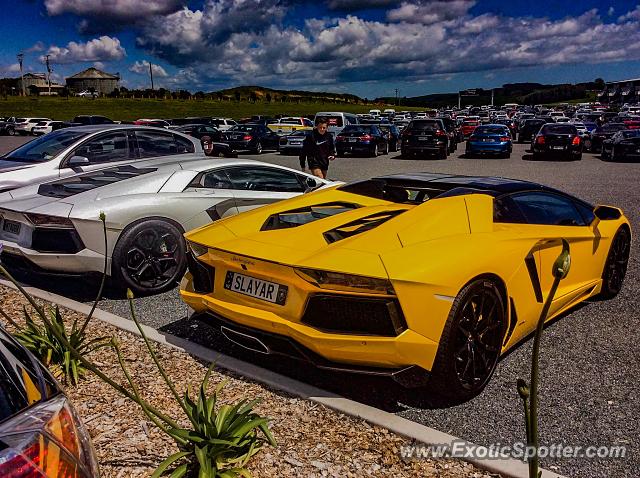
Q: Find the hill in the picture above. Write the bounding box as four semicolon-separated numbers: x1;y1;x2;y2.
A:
211;86;365;105
376;80;602;108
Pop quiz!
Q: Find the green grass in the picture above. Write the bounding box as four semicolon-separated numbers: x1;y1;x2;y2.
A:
0;97;419;122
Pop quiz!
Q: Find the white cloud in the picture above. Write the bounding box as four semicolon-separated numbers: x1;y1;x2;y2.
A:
127;3;640;90
41;36;126;64
0;64;21;76
387;0;476;24
44;0;185;23
129;60;169;77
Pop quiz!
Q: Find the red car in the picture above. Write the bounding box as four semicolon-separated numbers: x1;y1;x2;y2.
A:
461;120;479;138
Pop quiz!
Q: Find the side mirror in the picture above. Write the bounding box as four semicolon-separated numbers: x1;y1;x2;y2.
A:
68;155;90;167
594;205;622;220
306;177;319;189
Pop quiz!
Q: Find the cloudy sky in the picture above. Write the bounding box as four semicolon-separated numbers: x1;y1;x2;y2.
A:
2;0;640;97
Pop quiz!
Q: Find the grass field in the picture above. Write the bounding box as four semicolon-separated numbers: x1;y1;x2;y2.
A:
0;97;418;121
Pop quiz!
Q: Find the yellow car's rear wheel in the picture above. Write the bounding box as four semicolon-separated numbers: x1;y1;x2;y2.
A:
429;278;506;403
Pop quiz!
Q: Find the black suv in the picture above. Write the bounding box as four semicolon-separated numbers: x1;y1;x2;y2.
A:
518;118;546;143
400;119;449;159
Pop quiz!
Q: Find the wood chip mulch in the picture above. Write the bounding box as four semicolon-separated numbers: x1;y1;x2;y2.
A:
0;285;500;477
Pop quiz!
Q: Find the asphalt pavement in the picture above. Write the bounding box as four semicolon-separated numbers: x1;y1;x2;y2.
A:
1;135;639;477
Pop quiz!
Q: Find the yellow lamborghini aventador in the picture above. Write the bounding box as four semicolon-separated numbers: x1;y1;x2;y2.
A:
179;173;631;402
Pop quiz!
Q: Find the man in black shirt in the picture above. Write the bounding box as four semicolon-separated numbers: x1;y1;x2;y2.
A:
299;118;336;179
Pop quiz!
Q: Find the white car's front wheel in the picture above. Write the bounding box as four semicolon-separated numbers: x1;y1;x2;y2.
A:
112;219;186;296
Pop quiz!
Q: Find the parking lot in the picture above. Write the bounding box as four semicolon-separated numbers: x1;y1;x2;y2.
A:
1;136;638;477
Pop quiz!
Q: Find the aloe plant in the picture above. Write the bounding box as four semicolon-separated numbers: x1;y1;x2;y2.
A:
121;292;277;478
517;239;571;478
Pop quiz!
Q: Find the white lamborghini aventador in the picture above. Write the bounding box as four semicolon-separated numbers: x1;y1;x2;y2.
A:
0;156;333;295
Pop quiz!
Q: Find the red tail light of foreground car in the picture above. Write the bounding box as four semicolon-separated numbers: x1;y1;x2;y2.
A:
0;394;99;478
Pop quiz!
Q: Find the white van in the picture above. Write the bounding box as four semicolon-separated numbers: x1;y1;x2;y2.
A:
313;112;360;136
369;109;381;117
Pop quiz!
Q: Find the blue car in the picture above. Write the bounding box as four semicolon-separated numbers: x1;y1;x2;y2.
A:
465;124;513;158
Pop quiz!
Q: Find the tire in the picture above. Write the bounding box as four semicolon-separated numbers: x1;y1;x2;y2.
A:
428;278;507;403
383;142;389;155
112;219;187;296
583;139;592;152
371;144;378;157
254;141;263;155
7;127;15;136
599;227;631;299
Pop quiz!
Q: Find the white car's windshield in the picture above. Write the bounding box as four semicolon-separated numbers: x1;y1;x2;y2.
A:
3;130;89;163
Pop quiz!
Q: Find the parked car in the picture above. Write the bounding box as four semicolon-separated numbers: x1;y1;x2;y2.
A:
133;119;171;128
210;118;238;131
0;125;202;192
0;117;19;136
279;130;307;155
517;118;546;143
376;123;402;152
222;124;280;154
436;117;459;152
313;112;360;137
71;115;115;126
0;158;333;295
465;124;512;158
601;129;640;161
76;90;97;98
267;117;314;135
179;172;630;403
335;124;389;157
173;124;223;143
493;119;517;138
167;117;213;126
31;120;70;135
400;119;449;159
532;123;582;160
461;119;479;139
0;323;99;477
589;123;628;153
14;118;51;135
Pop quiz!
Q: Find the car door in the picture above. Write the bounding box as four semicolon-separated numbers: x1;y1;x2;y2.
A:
60;130;135;177
508;192;600;315
224;166;306;213
260;126;279;149
180;169;239;225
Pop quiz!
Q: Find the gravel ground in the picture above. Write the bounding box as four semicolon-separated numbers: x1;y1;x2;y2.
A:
1;136;639;477
0;285;497;478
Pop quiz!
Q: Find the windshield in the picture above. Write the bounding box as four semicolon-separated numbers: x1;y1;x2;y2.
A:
341;126;373;134
315;115;344;127
476;126;509;134
541;125;577;134
229;125;258;132
3;130;89;163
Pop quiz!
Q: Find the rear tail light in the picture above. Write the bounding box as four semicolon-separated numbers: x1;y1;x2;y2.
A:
336;135;345;142
469;135;477;141
436;130;447;137
359;134;372;141
243;135;253;141
402;130;412;136
500;136;511;142
536;136;545;144
571;136;581;145
0;394;99;478
24;214;74;229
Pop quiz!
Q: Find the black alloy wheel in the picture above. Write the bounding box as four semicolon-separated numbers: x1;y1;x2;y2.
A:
254;141;263;154
428;279;506;403
112;219;186;296
600;227;631;299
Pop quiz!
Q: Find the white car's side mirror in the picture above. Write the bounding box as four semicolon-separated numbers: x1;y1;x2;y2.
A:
68;156;90;167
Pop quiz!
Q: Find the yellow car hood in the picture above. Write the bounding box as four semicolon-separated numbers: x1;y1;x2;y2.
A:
185;189;492;277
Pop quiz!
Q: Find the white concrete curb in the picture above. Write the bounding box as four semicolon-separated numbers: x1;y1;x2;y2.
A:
0;279;566;478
